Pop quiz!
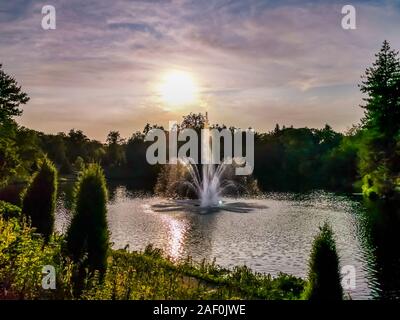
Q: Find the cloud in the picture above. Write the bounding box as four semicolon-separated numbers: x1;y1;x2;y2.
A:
0;0;399;140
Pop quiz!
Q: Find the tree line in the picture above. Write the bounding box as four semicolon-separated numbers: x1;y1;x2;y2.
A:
1;40;400;200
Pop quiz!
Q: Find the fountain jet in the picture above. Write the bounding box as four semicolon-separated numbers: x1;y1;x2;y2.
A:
179;113;235;208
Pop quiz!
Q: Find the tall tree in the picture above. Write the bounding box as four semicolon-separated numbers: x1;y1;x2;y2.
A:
360;40;400;139
106;131;123;145
66;164;109;275
303;223;343;300
358;41;400;198
0;64;29;125
21;157;58;241
0;64;30;186
66;129;89;162
105;131;125;167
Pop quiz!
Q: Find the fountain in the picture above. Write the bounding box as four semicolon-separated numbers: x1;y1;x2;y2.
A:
179;112;234;208
153;112;258;210
181;158;231;208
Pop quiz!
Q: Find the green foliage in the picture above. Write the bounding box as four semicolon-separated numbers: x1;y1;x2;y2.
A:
322;132;361;191
66;164;109;274
303;223;343;300
0;200;21;219
21;157;58;241
0;217;73;299
358;41;400;198
360;40;400;139
361;167;392;200
0;64;29;125
0;135;20;187
82;245;305;300
73;156;85;172
1;218;304;300
253;125;349;191
0;121;43;186
180;112;206;131
104;131;125;167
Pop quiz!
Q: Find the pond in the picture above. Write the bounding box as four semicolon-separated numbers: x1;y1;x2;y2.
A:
56;182;400;300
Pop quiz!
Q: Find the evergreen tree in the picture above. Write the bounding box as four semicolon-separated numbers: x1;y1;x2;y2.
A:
21;157;58;241
303;223;343;300
66;164;109;274
360;40;400;139
359;41;400;197
0;64;29;125
0;64;29;185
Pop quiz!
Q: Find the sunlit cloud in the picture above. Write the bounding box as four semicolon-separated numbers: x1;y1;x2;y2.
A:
0;0;399;140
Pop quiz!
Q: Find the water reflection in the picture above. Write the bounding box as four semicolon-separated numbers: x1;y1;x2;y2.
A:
159;215;187;260
357;200;400;300
152;199;268;214
55;183;400;300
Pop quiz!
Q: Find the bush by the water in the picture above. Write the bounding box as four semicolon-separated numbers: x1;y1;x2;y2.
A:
21;157;57;241
66;164;109;274
303;222;343;300
0;200;21;219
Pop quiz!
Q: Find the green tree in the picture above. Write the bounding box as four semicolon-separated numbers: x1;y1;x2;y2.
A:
360;40;400;139
0;136;20;187
0;64;29;125
303;223;343;300
0;200;22;219
359;40;400;198
66;164;109;274
0;64;30;185
105;131;125;167
180;112;206;131
21;157;58;241
66;129;89;163
74;156;85;172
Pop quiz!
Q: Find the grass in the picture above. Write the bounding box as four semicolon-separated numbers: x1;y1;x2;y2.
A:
83;245;305;300
0;214;305;300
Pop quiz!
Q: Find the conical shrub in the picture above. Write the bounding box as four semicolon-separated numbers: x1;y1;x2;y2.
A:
22;157;57;241
303;222;343;300
66;164;109;274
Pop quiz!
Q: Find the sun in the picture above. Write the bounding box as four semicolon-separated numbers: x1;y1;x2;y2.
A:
158;70;199;106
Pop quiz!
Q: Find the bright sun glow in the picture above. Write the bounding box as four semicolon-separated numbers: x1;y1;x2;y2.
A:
158;70;199;106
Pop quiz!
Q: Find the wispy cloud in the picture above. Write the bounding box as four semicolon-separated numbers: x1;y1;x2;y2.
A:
0;0;399;140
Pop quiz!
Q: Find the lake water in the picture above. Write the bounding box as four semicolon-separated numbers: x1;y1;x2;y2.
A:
56;183;400;300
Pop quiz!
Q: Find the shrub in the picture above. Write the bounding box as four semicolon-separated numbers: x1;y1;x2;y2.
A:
0;217;73;299
21;157;57;241
0;200;22;219
74;156;85;172
66;164;109;274
303;222;343;300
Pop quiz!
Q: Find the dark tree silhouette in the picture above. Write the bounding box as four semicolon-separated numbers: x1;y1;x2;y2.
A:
21;157;58;241
358;40;400;198
304;223;343;300
360;40;400;138
0;64;29;124
66;164;109;275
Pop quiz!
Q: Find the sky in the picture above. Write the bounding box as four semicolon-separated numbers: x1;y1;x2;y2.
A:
1;0;400;141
